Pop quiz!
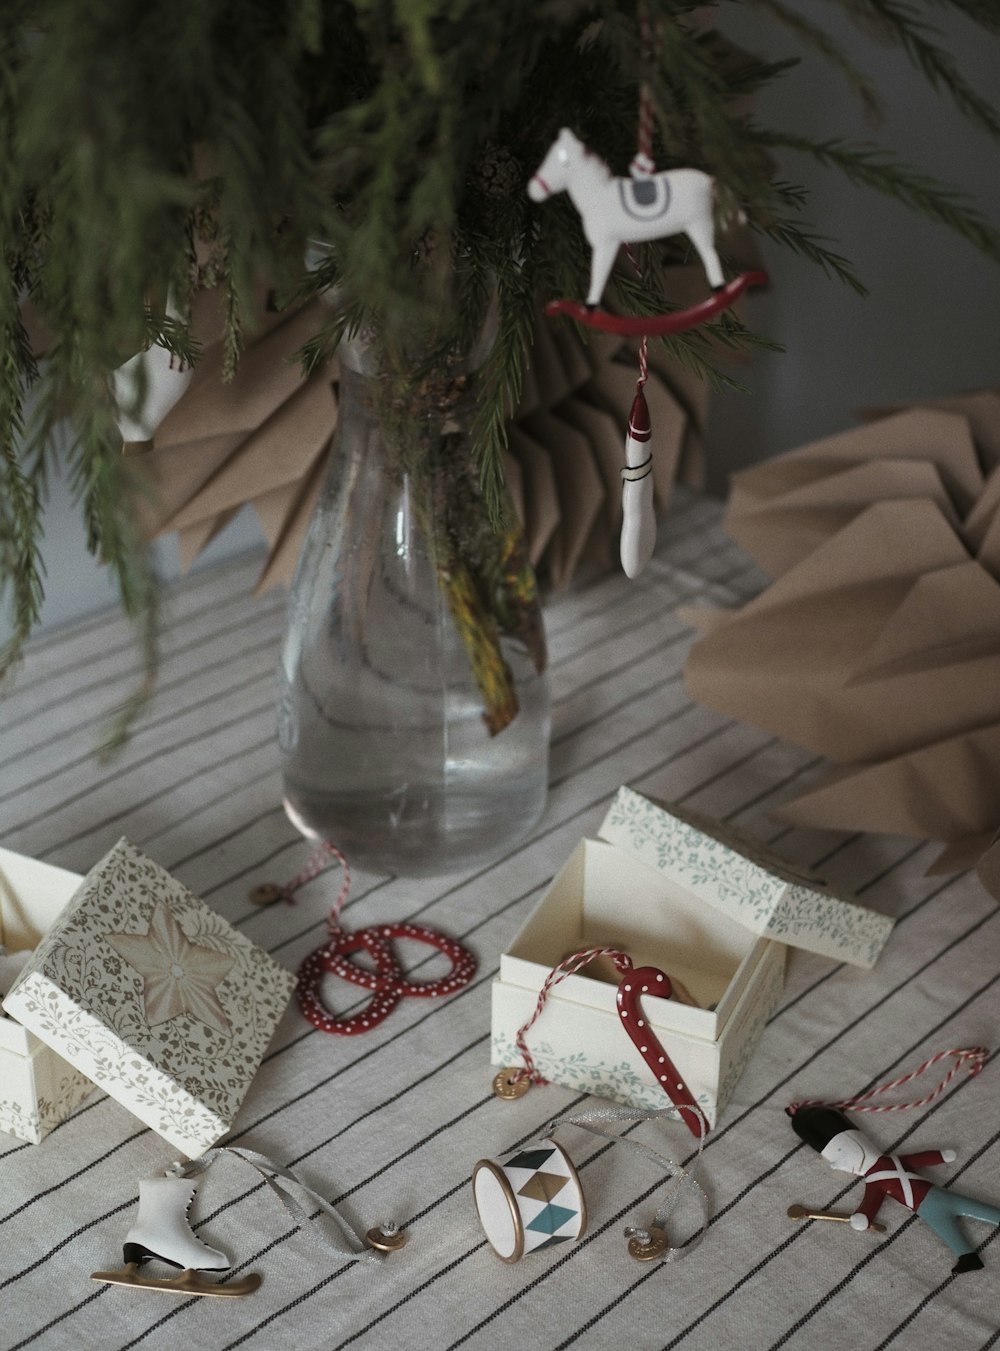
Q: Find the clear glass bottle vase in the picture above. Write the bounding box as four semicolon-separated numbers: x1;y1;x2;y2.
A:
277;336;550;876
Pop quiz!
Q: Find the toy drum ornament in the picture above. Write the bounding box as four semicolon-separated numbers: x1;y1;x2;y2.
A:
472;1139;587;1262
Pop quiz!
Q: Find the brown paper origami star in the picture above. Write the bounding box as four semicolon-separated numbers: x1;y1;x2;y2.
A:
684;388;1000;892
131;293;711;593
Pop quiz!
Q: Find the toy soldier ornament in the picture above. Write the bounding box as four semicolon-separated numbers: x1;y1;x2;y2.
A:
787;1048;996;1275
791;1106;1000;1273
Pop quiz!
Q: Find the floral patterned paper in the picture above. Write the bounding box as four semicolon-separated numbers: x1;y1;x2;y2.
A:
492;944;785;1126
490;1029;702;1115
0;1064;93;1145
601;787;893;968
4;839;296;1156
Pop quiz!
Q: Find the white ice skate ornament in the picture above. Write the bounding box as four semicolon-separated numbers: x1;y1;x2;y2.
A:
91;1172;262;1298
92;1145;403;1298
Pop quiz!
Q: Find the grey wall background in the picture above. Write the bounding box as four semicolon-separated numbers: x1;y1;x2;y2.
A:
708;3;1000;489
10;2;1000;635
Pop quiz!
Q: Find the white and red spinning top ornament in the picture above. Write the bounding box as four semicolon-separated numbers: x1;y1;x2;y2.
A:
621;371;655;579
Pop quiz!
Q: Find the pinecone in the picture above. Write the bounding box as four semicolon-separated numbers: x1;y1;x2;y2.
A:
471;142;521;198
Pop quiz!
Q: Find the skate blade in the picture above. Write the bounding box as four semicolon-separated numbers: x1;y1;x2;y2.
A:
91;1264;262;1298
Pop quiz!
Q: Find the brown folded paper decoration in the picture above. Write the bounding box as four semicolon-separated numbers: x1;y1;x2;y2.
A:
684;388;1000;896
127;285;714;593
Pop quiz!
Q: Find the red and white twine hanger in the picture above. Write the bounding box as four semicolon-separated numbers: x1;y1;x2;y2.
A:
786;1046;988;1117
542;4;766;337
252;841;477;1037
495;944;710;1140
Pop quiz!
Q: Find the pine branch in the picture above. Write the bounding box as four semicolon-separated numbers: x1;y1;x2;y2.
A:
471;252;536;524
3;0;1000;732
925;0;1000;33
762;217;869;294
746;0;885;122
65;400;161;755
718;54;803;100
611;263;783;388
0;23;45;677
758;130;1000;262
0;425;45;681
834;0;1000;138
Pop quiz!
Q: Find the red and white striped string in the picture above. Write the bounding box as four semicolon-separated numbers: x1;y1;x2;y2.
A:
507;946;633;1088
262;839;352;934
625;3;660;395
787;1046;988;1117
630;0;657;179
622;243;650;399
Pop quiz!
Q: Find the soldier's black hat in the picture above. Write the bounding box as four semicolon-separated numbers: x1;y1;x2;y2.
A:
787;1106;854;1153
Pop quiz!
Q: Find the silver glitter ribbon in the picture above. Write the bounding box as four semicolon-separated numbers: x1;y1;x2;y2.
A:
547;1103;710;1261
172;1146;395;1265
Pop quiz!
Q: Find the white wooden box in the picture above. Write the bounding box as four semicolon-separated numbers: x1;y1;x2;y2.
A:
2;838;296;1154
491;787;894;1126
0;850;95;1143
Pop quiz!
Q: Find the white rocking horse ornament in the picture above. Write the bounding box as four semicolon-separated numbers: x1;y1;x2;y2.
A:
528;126;768;581
528;127;766;336
529;127;724;308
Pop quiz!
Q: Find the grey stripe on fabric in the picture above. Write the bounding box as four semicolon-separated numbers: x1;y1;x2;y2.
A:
3;491;990;1351
214;854;984;1347
451;973;1000;1351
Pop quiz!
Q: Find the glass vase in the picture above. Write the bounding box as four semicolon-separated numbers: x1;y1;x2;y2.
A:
277;335;550;877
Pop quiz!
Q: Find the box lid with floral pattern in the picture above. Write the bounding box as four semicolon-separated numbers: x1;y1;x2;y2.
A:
599;787;893;968
2;838;296;1156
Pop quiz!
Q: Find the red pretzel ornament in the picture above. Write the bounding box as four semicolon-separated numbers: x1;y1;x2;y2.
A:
252;842;477;1037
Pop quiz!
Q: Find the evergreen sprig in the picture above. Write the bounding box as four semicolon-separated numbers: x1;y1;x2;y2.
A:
757;130;1000;261
2;0;1000;735
835;0;1000;138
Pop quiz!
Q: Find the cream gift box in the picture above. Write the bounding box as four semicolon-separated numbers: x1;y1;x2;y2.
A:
0;851;96;1144
1;838;296;1155
491;787;895;1126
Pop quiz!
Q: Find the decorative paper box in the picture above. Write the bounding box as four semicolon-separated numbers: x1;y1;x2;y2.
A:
2;838;297;1156
0;850;95;1144
491;787;895;1125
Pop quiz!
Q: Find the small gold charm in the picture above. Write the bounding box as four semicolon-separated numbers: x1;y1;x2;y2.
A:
249;883;286;906
493;1069;530;1100
366;1224;407;1253
627;1226;668;1262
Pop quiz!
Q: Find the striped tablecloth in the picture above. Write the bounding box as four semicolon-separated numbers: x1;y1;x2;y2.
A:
2;491;998;1351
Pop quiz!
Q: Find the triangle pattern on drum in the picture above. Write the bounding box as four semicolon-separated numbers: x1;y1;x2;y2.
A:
517;1170;569;1204
525;1203;578;1236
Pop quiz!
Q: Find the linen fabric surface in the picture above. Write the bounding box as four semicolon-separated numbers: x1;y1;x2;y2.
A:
1;491;998;1351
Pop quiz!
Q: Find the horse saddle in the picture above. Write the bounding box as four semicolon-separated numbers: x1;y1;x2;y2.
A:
618;175;671;220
